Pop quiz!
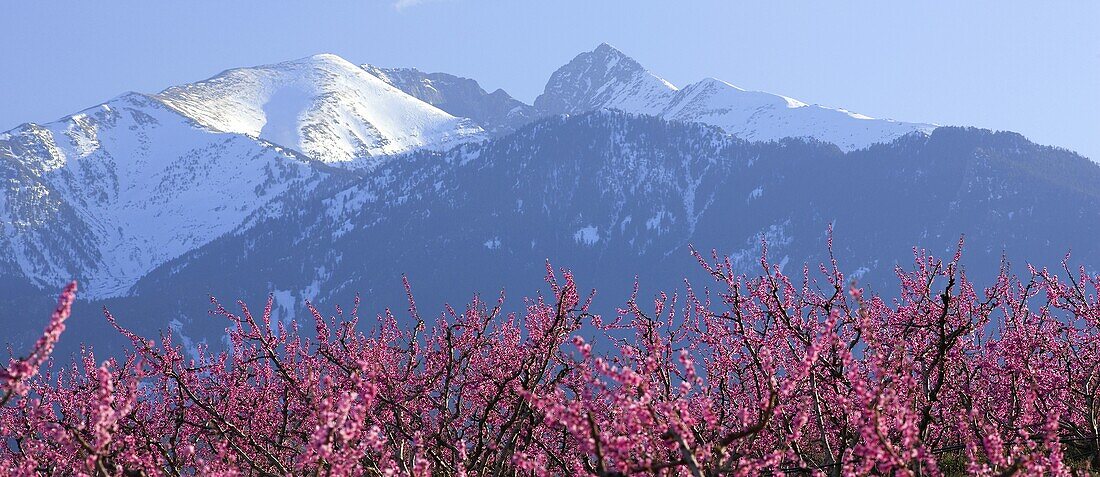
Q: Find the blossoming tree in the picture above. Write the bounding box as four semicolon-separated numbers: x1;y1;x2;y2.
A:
2;244;1099;476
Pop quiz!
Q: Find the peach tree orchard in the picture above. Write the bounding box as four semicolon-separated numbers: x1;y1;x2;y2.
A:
3;242;1100;476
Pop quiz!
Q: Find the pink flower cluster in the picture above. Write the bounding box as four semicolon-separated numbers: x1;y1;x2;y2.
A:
3;245;1100;475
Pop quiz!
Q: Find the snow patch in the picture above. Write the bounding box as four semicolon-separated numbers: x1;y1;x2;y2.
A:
573;226;600;246
646;211;666;231
620;215;632;232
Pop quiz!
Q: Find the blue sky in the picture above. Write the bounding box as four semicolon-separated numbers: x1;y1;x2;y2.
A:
3;1;1098;159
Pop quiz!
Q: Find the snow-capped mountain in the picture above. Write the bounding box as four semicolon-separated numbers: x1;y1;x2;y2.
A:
158;54;486;168
0;92;330;298
362;65;538;136
533;44;936;151
0;53;493;301
3;45;1095;356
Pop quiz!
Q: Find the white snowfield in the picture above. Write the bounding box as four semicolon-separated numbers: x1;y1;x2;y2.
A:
157;54;486;168
539;44;936;151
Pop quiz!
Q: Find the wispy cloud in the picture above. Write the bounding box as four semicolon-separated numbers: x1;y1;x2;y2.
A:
394;0;448;11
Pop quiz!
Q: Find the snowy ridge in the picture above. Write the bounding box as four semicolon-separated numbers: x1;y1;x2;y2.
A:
157;54;486;168
662;78;936;152
536;44;936;151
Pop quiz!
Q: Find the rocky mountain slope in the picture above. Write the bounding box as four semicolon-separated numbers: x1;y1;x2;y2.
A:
362;65;538;136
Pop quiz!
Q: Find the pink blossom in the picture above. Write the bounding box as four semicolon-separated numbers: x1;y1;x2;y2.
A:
3;246;1100;474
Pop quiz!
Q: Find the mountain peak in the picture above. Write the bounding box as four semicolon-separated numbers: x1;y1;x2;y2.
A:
593;42;625;57
695;77;743;91
254;53;363;76
533;44;678;116
305;52;348;63
585;43;643;73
